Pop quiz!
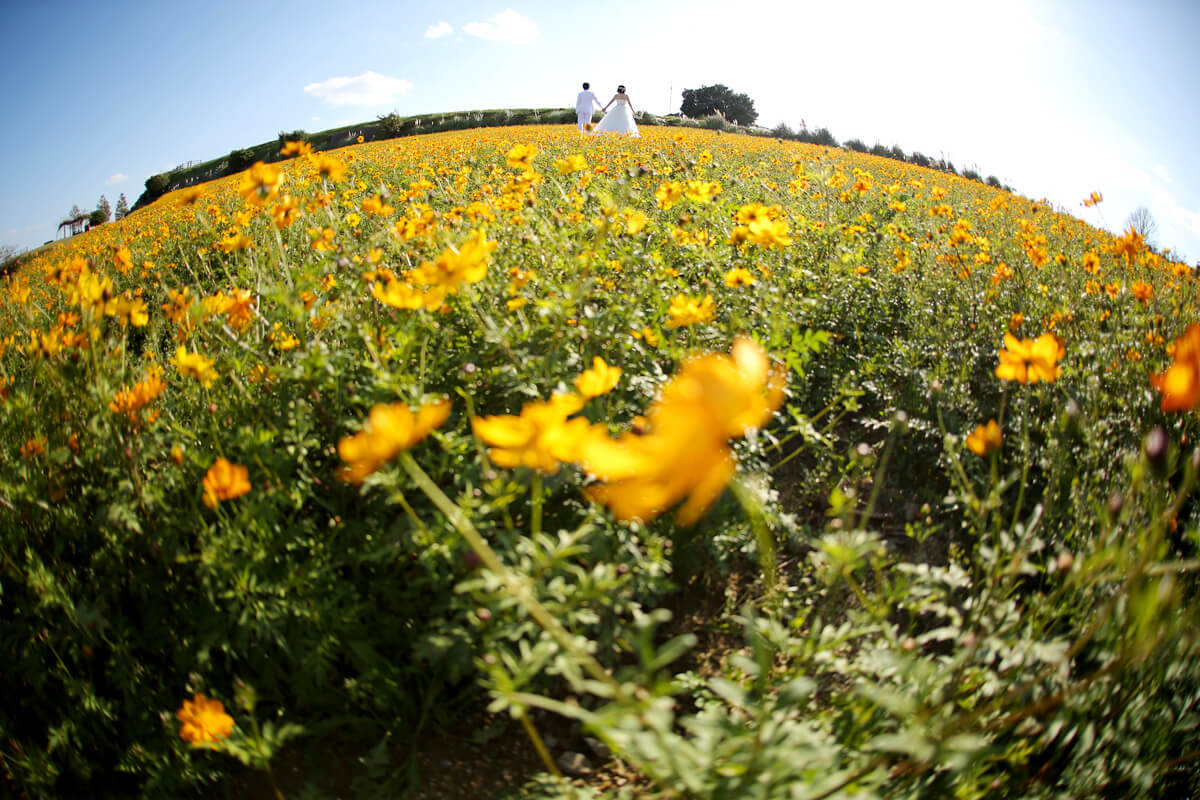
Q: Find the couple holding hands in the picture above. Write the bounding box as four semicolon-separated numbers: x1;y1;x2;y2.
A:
575;82;639;137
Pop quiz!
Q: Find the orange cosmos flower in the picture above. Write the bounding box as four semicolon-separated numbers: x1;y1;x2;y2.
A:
177;692;234;747
338;398;451;483
965;419;1002;457
202;458;251;508
995;332;1064;384
1151;323;1200;412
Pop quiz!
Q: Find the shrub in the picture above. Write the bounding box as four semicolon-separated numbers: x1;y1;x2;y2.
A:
227;148;254;172
844;138;868;152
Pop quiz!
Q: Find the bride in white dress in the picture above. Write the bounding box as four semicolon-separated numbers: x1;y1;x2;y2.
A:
592;85;639;137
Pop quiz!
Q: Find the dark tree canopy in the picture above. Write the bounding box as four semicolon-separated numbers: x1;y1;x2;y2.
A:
680;84;758;126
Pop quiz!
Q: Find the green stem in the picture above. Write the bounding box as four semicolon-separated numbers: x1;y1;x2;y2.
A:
531;472;543;537
398;452;626;700
730;478;778;605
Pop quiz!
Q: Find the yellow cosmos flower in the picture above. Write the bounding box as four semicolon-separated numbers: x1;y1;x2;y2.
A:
729;203;793;248
471;394;589;474
218;233;254;253
622;209;649;235
965;419;1002;457
554;153;588;174
177;692;234;747
239;162;283;205
995;332;1064;384
1151;323;1200;412
371;278;438;311
683;180;722;203
1130;281;1153;303
506;143;538;172
337;398;451;483
666;294;715;328
172;345;217;387
202;458;251;508
724;267;757;288
654;181;684;210
575;357;621;399
312;154;347;182
412;229;496;294
579;338;786;525
280;140;313;158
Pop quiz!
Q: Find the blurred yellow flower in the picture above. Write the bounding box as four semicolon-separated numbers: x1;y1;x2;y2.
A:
110;368;166;422
472;393;589;474
683;180;722;203
280;140;313;158
995;332;1064;384
239;162;283;205
965;419;1002;457
654;181;684;210
580;338;786;525
172;345;217;387
177;692;234;747
1151;323;1200;412
338;398;451;483
506;143;538;172
724;267;757;288
1130;281;1153;303
202;458;251;508
666;294;715;328
554;153;588;174
575;356;621;399
412;229;496;293
312;154;347;182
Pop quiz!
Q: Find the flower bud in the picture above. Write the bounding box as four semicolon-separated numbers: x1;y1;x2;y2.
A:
1144;426;1168;476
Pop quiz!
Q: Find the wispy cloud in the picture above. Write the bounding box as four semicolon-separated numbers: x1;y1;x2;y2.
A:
303;71;413;106
463;9;537;43
106;173;128;185
425;21;453;38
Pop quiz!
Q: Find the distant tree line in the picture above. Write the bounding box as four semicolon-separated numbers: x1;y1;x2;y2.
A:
125;94;1022;213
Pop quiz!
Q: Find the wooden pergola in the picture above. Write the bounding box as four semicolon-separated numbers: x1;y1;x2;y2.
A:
57;214;90;238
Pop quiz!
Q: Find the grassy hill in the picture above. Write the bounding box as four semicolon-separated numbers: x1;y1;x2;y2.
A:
2;123;1199;799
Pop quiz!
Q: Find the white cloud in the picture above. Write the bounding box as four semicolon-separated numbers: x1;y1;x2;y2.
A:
463;9;537;43
311;116;321;122
106;173;128;185
425;21;453;38
303;71;413;106
1154;164;1173;185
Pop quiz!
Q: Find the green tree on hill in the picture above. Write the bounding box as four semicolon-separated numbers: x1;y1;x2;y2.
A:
95;195;111;224
114;193;129;219
680;84;758;126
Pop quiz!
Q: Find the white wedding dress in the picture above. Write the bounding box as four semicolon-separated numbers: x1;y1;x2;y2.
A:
592;98;639;137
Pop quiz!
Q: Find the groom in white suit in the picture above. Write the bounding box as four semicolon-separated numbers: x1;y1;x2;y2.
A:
575;82;600;131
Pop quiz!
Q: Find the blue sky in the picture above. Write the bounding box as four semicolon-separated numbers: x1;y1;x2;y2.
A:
2;0;1198;263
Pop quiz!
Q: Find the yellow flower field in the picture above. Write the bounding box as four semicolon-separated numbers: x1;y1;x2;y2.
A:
2;123;1199;799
